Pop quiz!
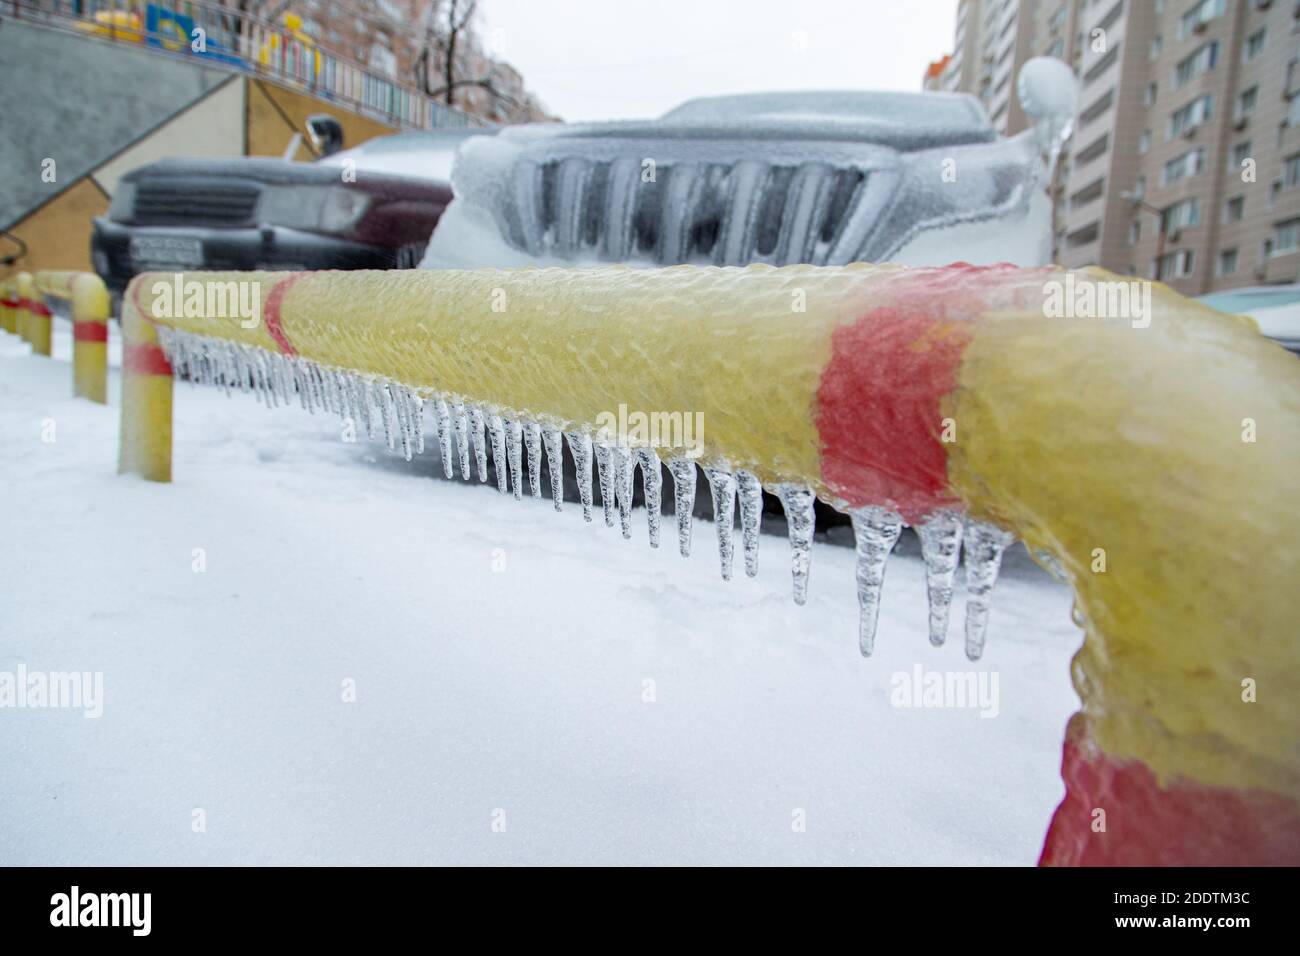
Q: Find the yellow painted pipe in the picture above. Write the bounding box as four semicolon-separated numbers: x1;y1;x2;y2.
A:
0;278;18;334
15;272;32;343
35;271;110;403
17;272;52;356
122;266;1300;864
118;297;172;482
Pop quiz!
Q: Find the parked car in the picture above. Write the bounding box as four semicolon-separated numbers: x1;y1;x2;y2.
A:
1198;285;1300;357
421;57;1078;270
92;123;490;293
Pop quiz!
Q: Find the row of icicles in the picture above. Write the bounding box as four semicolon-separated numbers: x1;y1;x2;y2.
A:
157;328;1018;660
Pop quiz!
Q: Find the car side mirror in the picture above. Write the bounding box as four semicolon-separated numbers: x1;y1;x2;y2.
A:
307;114;345;157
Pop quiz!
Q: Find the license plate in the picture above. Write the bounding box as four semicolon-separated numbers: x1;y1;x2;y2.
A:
130;234;203;269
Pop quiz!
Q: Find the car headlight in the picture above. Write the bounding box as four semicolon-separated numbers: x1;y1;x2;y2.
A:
318;187;370;232
109;182;136;221
257;186;369;234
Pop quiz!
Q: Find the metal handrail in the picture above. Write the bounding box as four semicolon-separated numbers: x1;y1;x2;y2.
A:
2;0;485;131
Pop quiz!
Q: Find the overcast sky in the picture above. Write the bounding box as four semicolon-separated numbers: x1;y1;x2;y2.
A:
479;0;960;122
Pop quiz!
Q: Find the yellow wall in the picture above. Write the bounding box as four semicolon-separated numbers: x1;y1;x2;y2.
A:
245;80;395;159
5;76;397;281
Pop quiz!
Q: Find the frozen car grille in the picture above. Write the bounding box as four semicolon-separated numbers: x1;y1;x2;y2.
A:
512;157;903;266
133;181;261;226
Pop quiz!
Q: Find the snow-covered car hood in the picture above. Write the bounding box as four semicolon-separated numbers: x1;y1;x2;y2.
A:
422;60;1078;271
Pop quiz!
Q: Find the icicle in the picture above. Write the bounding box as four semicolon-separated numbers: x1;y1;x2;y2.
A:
505;418;523;500
849;506;904;657
735;470;762;578
669;457;696;557
703;466;736;580
487;414;508;493
470;407;488;482
916;511;964;647
594;441;616;527
392;385;413;462
565;431;594;522
410;392;425;454
453;401;471;480
374;382;395;452
962;519;1016;662
542;427;564;511
611;444;634;539
635;448;662;548
774;484;816;605
524;421;543;499
435;397;454;478
357;376;372;439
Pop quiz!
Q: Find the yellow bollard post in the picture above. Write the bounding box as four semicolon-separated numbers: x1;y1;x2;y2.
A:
70;274;110;403
14;273;31;341
17;272;52;356
118;293;173;482
0;279;18;334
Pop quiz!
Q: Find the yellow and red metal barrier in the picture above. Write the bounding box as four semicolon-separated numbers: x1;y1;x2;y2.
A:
3;270;111;404
119;264;1298;866
0;275;20;335
32;270;111;404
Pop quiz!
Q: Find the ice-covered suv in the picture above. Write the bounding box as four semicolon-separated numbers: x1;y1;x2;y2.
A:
421;58;1078;270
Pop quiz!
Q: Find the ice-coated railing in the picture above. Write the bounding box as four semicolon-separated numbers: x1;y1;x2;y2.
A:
2;270;111;402
116;263;1300;866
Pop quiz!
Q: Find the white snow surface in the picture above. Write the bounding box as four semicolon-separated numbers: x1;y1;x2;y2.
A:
0;325;1082;865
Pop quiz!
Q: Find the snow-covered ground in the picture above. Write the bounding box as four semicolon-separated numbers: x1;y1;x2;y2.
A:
0;324;1082;865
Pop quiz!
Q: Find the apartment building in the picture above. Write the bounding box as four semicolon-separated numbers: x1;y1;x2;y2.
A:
931;0;1300;295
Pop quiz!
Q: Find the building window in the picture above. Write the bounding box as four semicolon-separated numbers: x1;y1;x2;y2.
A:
1071;177;1106;209
1130;219;1142;244
1169;95;1213;137
1224;195;1245;223
1230;141;1252;173
1217;248;1238;276
1162;198;1201;233
1285;154;1300;189
1289;96;1300;128
1179;0;1225;40
1067;222;1100;248
1174;41;1219;88
1076;133;1110;164
1155;249;1196;280
1163;147;1206;185
1133;175;1146;200
1244;29;1266;62
1274;219;1300;255
1236;86;1258;121
1138;129;1151;153
1151;35;1163;60
1145;82;1158;107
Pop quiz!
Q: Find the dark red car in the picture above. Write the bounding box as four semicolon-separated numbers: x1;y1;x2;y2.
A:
91;127;488;293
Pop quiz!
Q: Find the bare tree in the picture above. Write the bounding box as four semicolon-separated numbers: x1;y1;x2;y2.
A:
413;0;523;116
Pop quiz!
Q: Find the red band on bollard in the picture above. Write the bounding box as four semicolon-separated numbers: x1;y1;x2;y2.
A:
20;299;53;317
124;341;173;376
0;298;20;309
74;321;109;343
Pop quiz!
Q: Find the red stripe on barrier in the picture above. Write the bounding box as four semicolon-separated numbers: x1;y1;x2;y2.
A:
19;299;52;317
0;298;20;309
1039;714;1300;865
74;321;109;343
263;274;304;357
124;341;173;376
